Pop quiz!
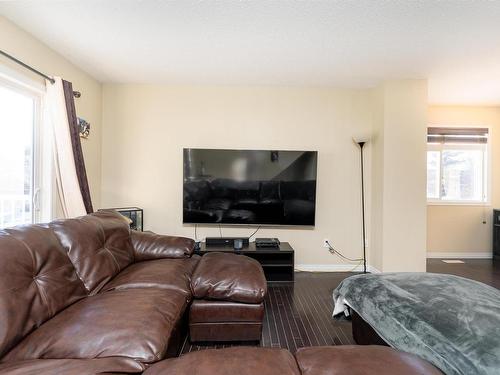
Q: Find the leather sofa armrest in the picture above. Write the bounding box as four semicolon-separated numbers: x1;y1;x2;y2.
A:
0;357;145;375
131;230;195;261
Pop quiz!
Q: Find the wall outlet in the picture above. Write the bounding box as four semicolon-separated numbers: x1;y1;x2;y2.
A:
323;239;330;248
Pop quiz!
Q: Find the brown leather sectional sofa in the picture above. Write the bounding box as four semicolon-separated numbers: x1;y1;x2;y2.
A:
0;211;443;375
0;210;198;374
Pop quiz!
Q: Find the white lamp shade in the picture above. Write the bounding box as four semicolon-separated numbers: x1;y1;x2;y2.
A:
352;132;371;144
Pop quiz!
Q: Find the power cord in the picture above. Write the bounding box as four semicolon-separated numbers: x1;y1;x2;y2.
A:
194;224;261;242
193;224;201;251
325;240;363;262
248;226;261;240
347;260;365;272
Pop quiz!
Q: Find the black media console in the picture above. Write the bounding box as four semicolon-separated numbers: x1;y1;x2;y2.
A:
194;242;295;282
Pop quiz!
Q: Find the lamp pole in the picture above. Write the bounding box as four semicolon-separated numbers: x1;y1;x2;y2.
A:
358;141;367;274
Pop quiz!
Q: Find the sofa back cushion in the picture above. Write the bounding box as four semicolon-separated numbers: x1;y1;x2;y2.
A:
49;211;135;294
0;225;87;358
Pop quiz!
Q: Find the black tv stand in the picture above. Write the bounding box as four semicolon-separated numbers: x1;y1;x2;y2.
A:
194;241;294;282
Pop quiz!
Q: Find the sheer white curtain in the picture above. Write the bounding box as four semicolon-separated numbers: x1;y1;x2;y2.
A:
44;77;86;218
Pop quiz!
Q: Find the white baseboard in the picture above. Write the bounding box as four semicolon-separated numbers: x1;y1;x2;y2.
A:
427;252;492;259
295;264;381;273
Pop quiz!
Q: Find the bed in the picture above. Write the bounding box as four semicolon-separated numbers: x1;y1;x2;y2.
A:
333;273;500;375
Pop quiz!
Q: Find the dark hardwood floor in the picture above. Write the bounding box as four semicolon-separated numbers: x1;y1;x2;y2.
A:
181;258;500;354
427;258;500;289
180;271;356;354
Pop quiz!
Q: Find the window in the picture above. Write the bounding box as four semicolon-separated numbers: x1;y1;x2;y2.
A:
0;76;50;228
427;127;489;204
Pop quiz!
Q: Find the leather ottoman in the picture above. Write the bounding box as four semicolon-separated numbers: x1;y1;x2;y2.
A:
295;345;444;375
142;346;443;375
189;252;267;342
143;347;300;375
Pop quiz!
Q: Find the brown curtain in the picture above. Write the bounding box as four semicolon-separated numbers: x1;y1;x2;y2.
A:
62;80;94;214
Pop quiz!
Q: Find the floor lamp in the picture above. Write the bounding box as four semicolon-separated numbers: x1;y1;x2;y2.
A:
354;136;369;273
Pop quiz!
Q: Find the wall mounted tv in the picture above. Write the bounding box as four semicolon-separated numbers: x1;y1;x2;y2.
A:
183;148;318;226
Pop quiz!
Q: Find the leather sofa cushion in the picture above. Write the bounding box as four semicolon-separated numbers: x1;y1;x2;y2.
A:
3;288;188;364
191;252;267;304
102;256;200;296
143;347;300;375
50;210;135;294
0;226;87;358
0;357;145;375
190;300;264;323
131;231;195;260
295;346;444;375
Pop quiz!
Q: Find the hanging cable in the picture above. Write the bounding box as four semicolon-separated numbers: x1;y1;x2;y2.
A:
325;240;363;262
248;226;261;240
219;225;222;238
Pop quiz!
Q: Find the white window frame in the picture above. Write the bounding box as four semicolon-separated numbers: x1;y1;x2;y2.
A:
0;64;54;225
427;126;491;206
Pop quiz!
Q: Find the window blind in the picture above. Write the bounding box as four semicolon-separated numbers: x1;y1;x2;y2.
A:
427;127;489;144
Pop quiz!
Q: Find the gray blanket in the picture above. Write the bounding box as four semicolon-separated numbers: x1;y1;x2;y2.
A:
333;273;500;375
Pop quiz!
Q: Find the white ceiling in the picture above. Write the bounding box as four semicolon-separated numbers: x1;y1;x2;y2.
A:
2;0;500;104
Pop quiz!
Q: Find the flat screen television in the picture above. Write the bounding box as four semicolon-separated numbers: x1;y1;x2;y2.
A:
183;148;317;226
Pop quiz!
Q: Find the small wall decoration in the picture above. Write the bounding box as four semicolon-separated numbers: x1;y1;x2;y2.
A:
78;117;90;139
98;207;144;231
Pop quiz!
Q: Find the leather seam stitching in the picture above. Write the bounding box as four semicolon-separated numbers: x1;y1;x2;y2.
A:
96;220;123;274
5;234;53;315
33;278;52;316
67;247;106;292
153;293;189;361
7;233;37;276
0;282;33;294
69;246;109;264
105;247;121;271
32;263;73;278
70;265;91;293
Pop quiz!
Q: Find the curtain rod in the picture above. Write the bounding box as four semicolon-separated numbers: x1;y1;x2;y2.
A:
0;49;55;84
0;49;82;98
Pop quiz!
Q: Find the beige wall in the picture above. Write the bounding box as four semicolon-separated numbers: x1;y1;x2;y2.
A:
369;86;385;271
370;80;428;272
101;82;429;270
427;106;500;255
0;17;102;208
101;84;374;268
